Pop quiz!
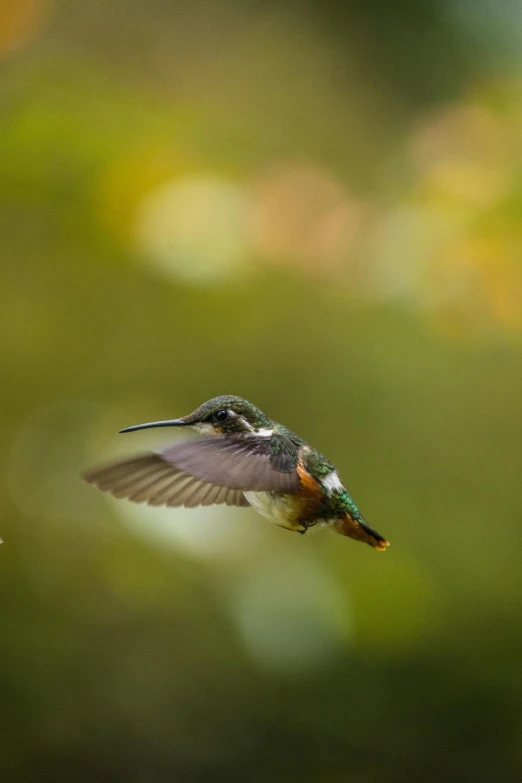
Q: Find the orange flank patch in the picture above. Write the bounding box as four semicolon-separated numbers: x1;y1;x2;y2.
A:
296;462;324;518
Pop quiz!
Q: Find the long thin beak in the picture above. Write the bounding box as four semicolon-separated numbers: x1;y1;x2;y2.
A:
119;418;187;434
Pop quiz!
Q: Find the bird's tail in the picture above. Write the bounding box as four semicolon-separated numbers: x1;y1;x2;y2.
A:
333;513;389;551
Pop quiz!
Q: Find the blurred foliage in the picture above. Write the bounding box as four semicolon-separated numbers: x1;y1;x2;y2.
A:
1;1;522;782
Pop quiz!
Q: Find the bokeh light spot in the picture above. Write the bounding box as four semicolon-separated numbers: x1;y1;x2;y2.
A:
412;105;510;207
250;162;364;276
135;176;251;285
114;498;269;565
230;552;350;674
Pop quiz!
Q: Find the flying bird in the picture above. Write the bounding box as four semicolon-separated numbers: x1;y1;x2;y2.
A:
83;395;389;550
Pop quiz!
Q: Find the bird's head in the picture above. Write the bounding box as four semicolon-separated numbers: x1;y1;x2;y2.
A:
120;395;273;437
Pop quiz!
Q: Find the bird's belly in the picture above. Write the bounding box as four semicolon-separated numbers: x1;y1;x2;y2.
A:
244;491;304;531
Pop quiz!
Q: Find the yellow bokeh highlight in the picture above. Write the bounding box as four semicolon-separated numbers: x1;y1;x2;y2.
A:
97;145;198;245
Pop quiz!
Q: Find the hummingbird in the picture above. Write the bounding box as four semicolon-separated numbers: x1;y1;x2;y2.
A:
83;395;389;550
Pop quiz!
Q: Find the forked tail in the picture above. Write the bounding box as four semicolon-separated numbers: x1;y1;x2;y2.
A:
334;513;389;551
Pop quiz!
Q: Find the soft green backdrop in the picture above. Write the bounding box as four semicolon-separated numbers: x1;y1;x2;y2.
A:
1;1;521;781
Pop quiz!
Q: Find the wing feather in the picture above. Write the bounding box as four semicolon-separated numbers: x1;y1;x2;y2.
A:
152;476;194;506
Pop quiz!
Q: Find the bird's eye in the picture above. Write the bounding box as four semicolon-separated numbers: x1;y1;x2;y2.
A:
214;409;229;423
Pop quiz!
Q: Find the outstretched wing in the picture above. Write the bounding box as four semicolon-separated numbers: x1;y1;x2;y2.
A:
83;454;251;508
83;434;300;508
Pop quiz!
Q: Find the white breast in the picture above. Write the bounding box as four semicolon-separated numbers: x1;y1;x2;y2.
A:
244;491;303;531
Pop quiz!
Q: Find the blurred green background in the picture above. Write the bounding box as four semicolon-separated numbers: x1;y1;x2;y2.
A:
1;1;522;781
